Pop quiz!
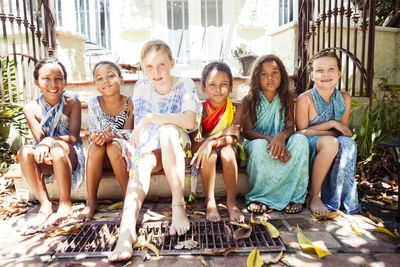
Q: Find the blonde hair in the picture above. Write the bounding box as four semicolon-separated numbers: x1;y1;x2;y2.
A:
140;39;173;63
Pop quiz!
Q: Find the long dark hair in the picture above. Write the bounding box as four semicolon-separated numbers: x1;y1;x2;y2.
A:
244;54;293;124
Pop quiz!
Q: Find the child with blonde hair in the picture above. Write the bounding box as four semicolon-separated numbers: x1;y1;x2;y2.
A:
78;61;134;222
109;40;202;262
296;50;361;215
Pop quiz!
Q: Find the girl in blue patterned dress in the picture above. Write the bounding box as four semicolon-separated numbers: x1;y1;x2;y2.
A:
18;57;85;230
78;61;134;222
109;40;202;262
296;50;361;215
242;55;309;214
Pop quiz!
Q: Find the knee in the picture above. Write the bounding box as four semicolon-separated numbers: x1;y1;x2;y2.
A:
17;145;34;161
106;141;122;159
319;136;339;155
49;141;68;161
220;145;236;162
158;125;180;146
201;150;218;167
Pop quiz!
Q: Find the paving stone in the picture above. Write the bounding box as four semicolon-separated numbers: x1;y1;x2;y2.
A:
285;253;376;267
280;232;300;250
299;231;342;249
285;217;321;231
373;253;400;267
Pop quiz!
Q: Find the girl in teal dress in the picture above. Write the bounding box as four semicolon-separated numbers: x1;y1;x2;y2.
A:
242;55;309;214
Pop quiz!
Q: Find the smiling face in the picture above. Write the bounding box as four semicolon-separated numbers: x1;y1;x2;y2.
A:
259;61;281;97
310;56;341;92
93;64;122;97
203;69;232;108
34;63;65;105
142;49;175;94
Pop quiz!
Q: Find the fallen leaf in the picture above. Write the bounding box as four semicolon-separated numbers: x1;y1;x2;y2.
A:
133;242;160;259
350;222;363;235
394;229;400;240
260;221;280;238
97;199;113;204
373;227;400;241
296;225;331;258
224;224;232;241
43;224;82;238
246;247;263;267
160;211;173;217
361;210;385;227
310;210;341;221
141;247;151;261
107;201;123;210
229;221;251;229
174;239;198;249
233;226;252;240
202;247;238;257
264;251;285;264
200;256;209;267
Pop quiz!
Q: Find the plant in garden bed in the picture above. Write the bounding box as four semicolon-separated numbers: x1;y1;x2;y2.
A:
0;59;28;175
351;78;400;208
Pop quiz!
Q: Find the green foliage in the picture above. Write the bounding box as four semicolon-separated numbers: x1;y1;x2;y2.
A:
0;59;28;174
352;78;400;160
352;0;399;26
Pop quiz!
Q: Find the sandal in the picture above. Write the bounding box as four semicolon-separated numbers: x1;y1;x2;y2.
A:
247;201;272;214
284;202;303;214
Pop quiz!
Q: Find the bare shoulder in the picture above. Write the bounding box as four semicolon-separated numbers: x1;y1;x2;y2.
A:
23;99;38;114
340;91;351;101
65;95;81;108
296;90;312;105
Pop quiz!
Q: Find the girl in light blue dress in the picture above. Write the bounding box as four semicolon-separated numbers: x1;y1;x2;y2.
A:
296;50;361;215
242;54;309;214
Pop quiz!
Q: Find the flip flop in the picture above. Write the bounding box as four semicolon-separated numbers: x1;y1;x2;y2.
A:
247;201;273;214
284;202;303;214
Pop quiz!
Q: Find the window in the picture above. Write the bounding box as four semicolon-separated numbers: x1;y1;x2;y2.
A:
279;0;293;26
165;0;230;67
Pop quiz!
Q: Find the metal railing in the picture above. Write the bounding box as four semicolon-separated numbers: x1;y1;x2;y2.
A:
297;0;376;107
0;0;56;104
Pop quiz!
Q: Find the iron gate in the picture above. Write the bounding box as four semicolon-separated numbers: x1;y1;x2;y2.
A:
0;0;56;104
297;0;376;107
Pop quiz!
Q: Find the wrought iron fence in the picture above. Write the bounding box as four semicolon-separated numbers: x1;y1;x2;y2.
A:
0;0;55;104
297;0;376;106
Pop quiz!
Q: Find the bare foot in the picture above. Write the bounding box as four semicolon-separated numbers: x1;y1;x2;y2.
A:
23;202;53;231
77;202;96;222
50;202;72;226
205;199;221;222
108;228;137;262
170;204;190;236
227;202;244;222
309;195;330;215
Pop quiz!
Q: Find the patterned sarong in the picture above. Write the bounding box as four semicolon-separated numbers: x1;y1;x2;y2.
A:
38;91;85;189
308;87;361;214
243;92;309;210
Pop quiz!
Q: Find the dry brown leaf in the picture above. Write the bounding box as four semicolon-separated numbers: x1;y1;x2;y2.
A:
361;210;385;227
233;226;252;240
263;251;285;264
201;256;209;267
202;247;238;257
373;227;400;241
43;224;82;238
310;210;341;221
174;239;198;249
160;211;173;217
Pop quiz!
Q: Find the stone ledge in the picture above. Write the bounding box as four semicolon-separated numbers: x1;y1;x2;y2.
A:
6;164;251;201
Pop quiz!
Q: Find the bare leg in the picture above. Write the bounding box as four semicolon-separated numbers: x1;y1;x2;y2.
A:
200;150;220;222
18;146;53;228
220;145;244;222
106;141;129;196
78;143;105;222
48;141;77;226
310;136;338;215
108;153;159;262
159;126;190;236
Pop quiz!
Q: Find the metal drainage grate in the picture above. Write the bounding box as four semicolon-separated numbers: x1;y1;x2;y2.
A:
55;218;285;258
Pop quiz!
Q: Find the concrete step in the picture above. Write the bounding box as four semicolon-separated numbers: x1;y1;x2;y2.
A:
5;164;251;201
